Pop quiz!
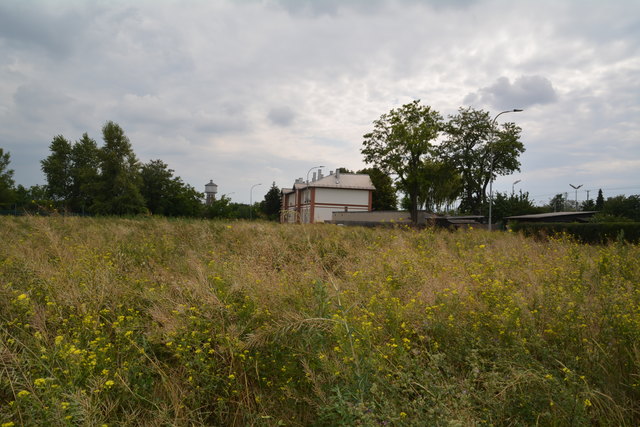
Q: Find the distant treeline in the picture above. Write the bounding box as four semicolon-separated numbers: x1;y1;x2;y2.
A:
0;122;282;219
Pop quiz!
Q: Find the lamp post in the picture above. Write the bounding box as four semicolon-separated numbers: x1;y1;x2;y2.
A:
305;165;324;223
488;109;523;231
569;183;582;211
249;183;262;220
512;179;521;195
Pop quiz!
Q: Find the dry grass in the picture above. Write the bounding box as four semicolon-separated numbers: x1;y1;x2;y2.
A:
1;216;639;425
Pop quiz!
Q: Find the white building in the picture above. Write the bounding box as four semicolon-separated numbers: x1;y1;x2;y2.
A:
280;169;375;224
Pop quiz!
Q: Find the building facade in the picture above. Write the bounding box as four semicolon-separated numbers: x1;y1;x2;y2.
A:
280;170;375;224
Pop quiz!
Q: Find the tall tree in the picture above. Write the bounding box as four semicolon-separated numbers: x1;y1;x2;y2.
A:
357;167;397;211
595;189;605;211
69;133;100;213
416;160;461;213
261;182;281;221
140;159;175;215
0;148;16;204
92;121;146;215
41;135;73;204
440;107;524;214
140;159;203;217
361;100;443;222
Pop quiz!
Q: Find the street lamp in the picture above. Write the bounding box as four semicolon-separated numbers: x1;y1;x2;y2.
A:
249;183;262;220
512;179;521;195
569;183;582;211
305;165;324;223
488;109;523;231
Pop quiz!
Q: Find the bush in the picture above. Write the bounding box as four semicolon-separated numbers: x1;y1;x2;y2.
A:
510;222;640;244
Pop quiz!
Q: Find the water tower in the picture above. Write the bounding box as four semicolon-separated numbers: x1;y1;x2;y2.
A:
205;180;218;205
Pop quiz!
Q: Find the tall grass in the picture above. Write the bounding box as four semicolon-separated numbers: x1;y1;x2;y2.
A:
1;216;639;425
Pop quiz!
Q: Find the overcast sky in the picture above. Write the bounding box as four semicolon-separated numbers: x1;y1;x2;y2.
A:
1;0;638;205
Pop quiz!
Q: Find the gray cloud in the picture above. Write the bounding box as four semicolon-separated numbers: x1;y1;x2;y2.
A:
464;76;558;110
270;0;477;16
267;106;296;127
0;1;97;57
0;0;638;203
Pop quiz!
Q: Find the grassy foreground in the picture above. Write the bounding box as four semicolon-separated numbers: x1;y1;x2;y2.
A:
1;217;639;426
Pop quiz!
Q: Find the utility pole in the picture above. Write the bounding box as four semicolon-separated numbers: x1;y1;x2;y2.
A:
569;184;582;211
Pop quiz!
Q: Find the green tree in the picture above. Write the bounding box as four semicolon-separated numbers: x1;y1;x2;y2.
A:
140;159;203;217
357;167;397;211
491;191;543;222
595;189;605;211
204;195;234;219
69;133;100;213
337;167;355;174
547;194;566;212
361;100;443;222
416;160;462;213
41;135;73;205
440;107;524;214
164;178;203;217
0;148;17;204
92;121;146;215
13;184;50;213
581;198;596;211
140;159;175;215
260;182;281;221
602;194;640;221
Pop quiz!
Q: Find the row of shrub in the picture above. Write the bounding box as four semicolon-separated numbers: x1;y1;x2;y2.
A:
510;222;640;243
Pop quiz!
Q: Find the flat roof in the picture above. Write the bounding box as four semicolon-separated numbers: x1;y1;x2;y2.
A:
506;211;597;219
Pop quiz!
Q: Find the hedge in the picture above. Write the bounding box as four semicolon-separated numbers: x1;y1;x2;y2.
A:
509;222;640;244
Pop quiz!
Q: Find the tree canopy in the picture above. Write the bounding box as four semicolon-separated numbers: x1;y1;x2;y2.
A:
261;182;281;221
41;135;73;204
69;133;100;213
0;148;16;204
361;100;443;222
357;167;397;211
439;107;524;215
92;121;147;215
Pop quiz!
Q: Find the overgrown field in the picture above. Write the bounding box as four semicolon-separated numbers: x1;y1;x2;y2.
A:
1;217;639;426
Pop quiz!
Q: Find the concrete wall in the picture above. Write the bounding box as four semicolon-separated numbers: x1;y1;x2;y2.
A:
331;211;413;223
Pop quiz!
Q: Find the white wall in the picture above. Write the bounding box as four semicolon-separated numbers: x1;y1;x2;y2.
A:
312;188;370;223
315;188;369;205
